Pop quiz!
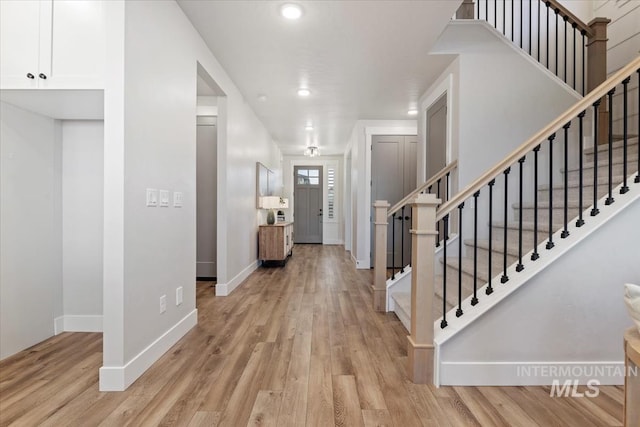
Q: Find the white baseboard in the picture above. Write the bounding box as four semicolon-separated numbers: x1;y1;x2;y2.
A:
215;261;259;296
323;239;344;245
439;361;626;386
99;309;197;391
54;315;103;334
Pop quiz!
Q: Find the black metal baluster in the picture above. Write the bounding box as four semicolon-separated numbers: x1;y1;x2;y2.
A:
591;99;601;216
436;179;442;247
511;0;514;41
477;0;480;19
576;111;586;227
495;0;497;29
532;145;541;260
446;171;451;202
441;214;449;329
637;69;640;184
485;0;488;21
546;134;556;249
606;88;616;205
501;168;510;283
563;16;568;82
562;122;571;238
537;0;541;61
621;77;631;194
516;157;525;271
529;0;532;54
503;0;506;35
400;206;405;273
546;2;550;68
571;22;578;90
391;212;396;279
457;203;464;317
487;179;495;294
520;0;523;48
428;185;433;194
472;191;480;305
581;31;586;95
555;10;559;76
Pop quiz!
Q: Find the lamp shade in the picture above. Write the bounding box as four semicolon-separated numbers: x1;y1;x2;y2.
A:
260;196;282;209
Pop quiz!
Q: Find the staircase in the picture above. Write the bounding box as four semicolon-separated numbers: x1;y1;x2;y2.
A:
390;135;639;331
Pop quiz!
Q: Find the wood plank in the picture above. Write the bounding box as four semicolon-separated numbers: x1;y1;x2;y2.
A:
332;375;364;427
247;390;282;427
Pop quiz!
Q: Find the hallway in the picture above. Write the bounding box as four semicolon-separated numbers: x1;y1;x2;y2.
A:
0;245;624;426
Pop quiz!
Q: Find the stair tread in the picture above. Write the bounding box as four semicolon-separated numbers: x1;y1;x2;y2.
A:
538;175;626;190
493;220;564;232
468;238;520;257
584;136;639;155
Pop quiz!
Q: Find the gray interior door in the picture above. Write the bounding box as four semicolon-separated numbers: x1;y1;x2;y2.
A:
370;135;416;268
196;116;217;278
426;94;447;181
294;166;323;244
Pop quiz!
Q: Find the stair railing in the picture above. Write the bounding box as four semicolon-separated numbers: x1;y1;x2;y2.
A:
406;56;639;384
457;0;610;97
372;160;458;312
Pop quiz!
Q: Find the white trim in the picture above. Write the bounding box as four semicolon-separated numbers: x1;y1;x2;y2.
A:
215;260;259;296
420;74;454;181
54;315;103;334
439;361;626;386
355;258;369;269
54;316;65;335
99;309;197;391
323;239;344;245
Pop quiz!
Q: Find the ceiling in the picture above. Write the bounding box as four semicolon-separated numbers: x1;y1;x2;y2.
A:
178;0;460;155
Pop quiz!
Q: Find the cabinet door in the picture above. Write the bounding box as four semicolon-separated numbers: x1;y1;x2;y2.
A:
0;0;41;88
42;0;105;88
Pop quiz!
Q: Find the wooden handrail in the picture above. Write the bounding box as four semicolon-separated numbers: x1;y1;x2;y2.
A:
388;160;458;217
545;0;594;38
436;55;640;222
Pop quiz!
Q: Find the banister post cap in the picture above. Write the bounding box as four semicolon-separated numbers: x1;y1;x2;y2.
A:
373;200;390;208
411;193;441;206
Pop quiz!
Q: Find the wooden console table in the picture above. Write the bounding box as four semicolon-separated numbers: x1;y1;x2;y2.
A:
624;327;640;427
258;222;294;264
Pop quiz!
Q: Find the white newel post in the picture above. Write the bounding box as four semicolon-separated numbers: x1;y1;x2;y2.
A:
407;193;440;384
373;200;390;312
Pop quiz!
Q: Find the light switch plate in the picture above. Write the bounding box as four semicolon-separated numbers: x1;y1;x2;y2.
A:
173;191;184;208
146;188;158;207
159;190;170;207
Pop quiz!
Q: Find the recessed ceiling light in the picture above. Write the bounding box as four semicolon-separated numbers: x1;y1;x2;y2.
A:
408;109;419;116
297;88;311;97
281;3;303;20
305;125;314;131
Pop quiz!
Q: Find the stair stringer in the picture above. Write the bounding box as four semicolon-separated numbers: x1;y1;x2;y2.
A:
433;178;640;386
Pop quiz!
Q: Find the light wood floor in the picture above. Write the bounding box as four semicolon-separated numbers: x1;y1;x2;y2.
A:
0;245;624;426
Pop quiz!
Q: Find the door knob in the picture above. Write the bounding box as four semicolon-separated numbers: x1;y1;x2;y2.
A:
38;73;47;79
26;73;35;79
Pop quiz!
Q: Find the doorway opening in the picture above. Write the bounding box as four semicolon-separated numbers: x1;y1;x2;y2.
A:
425;93;447;181
370;135;417;268
293;165;323;244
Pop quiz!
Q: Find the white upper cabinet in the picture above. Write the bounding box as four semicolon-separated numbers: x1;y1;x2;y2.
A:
0;0;105;89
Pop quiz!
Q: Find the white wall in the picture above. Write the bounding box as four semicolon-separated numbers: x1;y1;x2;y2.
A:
100;0;281;390
283;155;343;245
0;102;63;359
62;121;104;324
439;195;640;386
346;120;417;268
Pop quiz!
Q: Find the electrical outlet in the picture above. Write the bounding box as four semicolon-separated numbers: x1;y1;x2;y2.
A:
146;188;158;207
160;295;167;314
176;286;183;306
159;190;170;207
